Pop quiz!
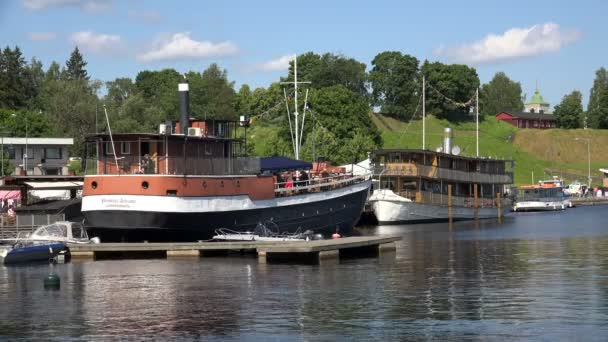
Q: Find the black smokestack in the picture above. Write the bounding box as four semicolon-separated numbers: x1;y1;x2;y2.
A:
178;79;189;134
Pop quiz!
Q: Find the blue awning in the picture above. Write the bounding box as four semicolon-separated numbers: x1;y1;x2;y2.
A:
260;157;312;173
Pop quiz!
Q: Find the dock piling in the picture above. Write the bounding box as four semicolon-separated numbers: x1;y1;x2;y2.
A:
474;184;478;220
448;184;453;224
497;192;502;223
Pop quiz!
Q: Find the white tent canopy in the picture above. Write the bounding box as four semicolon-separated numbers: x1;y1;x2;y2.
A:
340;159;372;176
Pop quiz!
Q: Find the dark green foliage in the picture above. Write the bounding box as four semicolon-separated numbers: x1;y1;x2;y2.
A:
301;85;381;164
0;46;38;109
369;51;420;119
41;79;101;156
553;91;583;128
188;63;236;120
284;52;368;96
134;68;181;119
479;72;524;116
587;67;608;129
421;61;480;120
65;47;89;81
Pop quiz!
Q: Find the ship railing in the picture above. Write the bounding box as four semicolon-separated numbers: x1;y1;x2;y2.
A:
82;156;261;176
397;190;511;208
274;173;368;196
373;164;513;184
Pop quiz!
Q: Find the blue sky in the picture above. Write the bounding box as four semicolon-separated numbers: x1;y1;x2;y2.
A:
1;0;607;109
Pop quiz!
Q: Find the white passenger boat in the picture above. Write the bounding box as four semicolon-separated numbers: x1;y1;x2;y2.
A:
368;129;513;224
513;182;567;212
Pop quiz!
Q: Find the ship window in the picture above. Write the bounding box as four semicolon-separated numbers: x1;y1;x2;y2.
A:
105;142;116;155
121;142;131;155
142;181;149;189
91;181;97;189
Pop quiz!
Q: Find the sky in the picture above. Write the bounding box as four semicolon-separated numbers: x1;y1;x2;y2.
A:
1;0;607;110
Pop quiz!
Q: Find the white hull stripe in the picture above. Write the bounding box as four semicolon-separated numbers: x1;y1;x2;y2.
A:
82;181;371;213
372;199;501;222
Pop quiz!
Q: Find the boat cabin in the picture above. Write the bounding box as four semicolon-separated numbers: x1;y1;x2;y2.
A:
84;119;255;176
372;149;513;205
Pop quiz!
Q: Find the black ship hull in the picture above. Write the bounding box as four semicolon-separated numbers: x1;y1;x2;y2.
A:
84;182;370;242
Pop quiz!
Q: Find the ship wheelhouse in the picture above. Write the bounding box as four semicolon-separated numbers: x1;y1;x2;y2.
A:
83;119;254;176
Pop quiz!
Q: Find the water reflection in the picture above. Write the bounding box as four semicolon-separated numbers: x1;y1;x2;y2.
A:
0;206;607;340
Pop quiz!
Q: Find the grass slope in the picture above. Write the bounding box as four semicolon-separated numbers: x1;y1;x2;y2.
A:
372;113;608;186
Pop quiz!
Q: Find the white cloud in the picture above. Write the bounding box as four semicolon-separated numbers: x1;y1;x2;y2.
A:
256;54;294;72
128;10;162;24
22;0;111;12
434;23;581;64
70;31;121;53
28;31;57;41
137;32;238;62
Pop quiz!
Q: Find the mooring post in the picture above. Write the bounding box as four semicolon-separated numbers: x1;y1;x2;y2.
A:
448;184;453;224
70;251;96;260
497;192;502;224
473;183;478;220
166;250;200;258
257;250;268;264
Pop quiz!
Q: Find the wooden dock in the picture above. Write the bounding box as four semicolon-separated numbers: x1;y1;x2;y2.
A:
68;236;401;264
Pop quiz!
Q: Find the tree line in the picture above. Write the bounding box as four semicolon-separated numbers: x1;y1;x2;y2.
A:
1;45;608;166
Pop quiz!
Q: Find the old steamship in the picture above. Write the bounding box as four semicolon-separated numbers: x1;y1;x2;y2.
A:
81;81;371;241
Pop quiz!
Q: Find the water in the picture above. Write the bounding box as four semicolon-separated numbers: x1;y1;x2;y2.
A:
2;206;608;341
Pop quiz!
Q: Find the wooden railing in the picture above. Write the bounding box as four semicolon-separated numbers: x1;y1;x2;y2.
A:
274;174;368;196
375;163;513;184
397;189;511;208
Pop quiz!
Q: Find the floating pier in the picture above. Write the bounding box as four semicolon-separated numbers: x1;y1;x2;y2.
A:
68;236;401;264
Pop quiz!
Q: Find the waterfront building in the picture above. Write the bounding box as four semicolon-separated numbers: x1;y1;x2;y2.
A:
1;138;74;176
495;86;556;129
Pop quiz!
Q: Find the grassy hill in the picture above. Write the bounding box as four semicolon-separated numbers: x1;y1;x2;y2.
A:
372;113;608;186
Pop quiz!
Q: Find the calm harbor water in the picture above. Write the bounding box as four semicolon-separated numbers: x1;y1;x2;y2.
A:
1;206;608;341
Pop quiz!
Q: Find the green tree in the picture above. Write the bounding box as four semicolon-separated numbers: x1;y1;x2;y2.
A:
587;67;608;128
65;46;89;81
234;84;252;116
369;51;420;118
188;63;236;120
305;85;381;164
421;61;480;120
300;125;340;162
46;61;62;81
553;90;583;128
41;79;100;156
0;46;34;109
342;129;376;163
285;52;368;96
479;72;524;116
135;68;181;121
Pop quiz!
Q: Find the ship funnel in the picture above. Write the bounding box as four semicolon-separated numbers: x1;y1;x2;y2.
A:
178;79;190;134
443;127;452;154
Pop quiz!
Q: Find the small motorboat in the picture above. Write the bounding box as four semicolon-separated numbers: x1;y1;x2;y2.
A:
212;221;322;242
0;221;99;245
1;242;69;265
0;221;98;265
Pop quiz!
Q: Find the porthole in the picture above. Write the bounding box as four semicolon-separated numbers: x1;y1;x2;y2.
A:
203;181;207;188
220;181;224;188
91;181;97;189
142;181;149;189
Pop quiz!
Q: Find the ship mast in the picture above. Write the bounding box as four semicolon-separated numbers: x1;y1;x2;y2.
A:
282;54;311;160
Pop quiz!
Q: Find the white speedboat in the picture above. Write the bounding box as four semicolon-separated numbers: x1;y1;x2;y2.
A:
0;221;99;245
